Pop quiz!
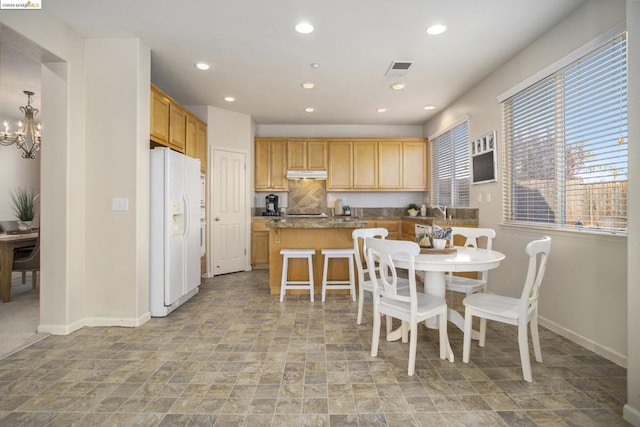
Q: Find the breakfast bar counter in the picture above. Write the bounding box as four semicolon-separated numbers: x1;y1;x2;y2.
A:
266;218;366;295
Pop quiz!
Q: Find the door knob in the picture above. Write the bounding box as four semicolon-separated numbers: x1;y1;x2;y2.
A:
215;217;220;221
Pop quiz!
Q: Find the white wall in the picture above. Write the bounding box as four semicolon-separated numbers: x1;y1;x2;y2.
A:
424;0;628;366
624;0;640;424
0;11;151;332
1;10;88;331
84;38;150;326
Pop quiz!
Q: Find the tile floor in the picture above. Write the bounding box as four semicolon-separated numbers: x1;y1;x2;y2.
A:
0;270;629;426
0;274;46;359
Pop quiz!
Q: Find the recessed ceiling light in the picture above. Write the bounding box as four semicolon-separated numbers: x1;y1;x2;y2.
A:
426;24;447;35
224;96;235;102
195;62;210;71
391;83;405;90
295;22;314;34
423;105;436;110
377;108;387;113
301;82;315;89
304;107;315;113
310;63;320;68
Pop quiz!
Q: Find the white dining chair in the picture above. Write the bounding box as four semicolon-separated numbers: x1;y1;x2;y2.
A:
366;238;449;376
446;227;496;297
462;236;551;382
352;228;392;325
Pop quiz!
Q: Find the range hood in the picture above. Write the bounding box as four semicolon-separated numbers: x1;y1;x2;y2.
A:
286;170;328;180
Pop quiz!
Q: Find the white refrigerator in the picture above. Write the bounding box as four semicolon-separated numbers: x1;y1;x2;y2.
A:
150;147;202;317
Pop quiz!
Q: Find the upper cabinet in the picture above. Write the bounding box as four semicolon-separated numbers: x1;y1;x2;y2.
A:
150;84;207;170
327;140;353;190
168;103;186;152
185;113;207;172
255;137;428;192
353;140;378;189
196;120;207;173
402;140;429;189
287;139;327;170
255;138;288;191
330;138;429;191
150;87;170;144
378;140;403;189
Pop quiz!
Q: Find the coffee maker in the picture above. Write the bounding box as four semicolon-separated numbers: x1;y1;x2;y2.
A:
264;194;279;216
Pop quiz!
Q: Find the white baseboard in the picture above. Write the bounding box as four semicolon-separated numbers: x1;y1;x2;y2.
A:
37;318;84;335
538;316;626;368
37;312;151;335
624;404;640;427
84;312;151;328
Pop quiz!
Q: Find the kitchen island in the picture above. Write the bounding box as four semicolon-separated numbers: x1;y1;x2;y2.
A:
266;217;367;296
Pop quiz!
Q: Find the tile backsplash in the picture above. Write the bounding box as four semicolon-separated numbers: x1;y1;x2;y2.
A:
286;180;327;214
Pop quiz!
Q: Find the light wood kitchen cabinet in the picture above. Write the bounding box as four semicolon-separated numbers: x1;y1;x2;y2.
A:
151;84;205;156
402;140;429;189
378;141;403;189
353;140;378;189
185;114;197;161
251;219;270;269
256;136;428;191
185;113;207;172
367;219;401;239
255;138;288;190
168;103;186;152
150;86;170;144
327;140;353;190
196;120;207;172
287;139;327;170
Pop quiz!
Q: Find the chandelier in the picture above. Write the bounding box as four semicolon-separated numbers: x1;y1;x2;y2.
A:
0;90;42;159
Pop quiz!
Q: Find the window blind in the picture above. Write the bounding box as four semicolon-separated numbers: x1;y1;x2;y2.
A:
502;33;627;233
431;120;470;207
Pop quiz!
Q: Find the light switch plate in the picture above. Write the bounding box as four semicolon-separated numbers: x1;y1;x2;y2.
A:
112;197;129;211
486;192;492;203
477;193;483;203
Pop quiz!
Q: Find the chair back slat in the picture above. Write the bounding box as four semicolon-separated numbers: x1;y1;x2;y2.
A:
365;238;419;306
519;236;552;312
449;227;496;283
450;227;495;250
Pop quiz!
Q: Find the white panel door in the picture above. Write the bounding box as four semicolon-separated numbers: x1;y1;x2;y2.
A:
212;149;246;275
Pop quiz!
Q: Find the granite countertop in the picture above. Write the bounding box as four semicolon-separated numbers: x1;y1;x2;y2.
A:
265;217;368;229
400;216;479;226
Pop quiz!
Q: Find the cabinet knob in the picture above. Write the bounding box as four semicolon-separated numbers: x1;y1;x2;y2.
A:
215;217;220;221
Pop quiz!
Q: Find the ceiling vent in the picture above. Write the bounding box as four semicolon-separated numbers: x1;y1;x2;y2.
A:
386;61;413;77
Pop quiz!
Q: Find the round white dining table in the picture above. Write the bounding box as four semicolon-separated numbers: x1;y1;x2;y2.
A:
391;247;506;360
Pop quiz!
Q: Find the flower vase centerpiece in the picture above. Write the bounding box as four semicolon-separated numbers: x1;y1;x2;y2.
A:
10;187;38;231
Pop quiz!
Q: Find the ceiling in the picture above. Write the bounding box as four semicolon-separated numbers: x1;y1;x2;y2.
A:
5;0;586;126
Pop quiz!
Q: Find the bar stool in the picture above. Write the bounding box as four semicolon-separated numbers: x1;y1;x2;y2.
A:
280;248;316;302
320;248;356;302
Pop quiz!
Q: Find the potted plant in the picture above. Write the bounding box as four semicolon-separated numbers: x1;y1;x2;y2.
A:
10;187;38;230
407;203;419;216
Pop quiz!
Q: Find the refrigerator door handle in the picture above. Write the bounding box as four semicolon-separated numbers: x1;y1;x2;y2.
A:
183;194;191;237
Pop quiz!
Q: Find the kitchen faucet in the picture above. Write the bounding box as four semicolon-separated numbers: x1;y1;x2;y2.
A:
432;205;447;218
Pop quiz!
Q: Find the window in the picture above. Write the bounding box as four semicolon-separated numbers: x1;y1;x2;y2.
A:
501;33;627;233
431;120;470;207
